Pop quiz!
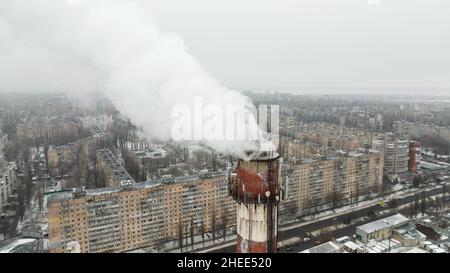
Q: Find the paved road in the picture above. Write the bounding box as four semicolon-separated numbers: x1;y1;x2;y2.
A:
207;185;448;253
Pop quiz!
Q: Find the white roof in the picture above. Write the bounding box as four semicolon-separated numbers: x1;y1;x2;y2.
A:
303;241;341;253
343;241;361;250
358;214;409;234
335;236;350;243
369;247;381;253
391;247;428;253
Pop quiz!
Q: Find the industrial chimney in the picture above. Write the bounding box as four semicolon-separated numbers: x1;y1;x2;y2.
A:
229;150;281;253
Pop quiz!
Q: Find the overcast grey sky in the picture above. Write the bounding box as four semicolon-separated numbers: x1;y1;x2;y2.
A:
138;0;450;94
1;0;449;95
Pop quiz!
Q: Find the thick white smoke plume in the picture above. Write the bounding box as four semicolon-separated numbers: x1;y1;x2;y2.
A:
0;0;272;159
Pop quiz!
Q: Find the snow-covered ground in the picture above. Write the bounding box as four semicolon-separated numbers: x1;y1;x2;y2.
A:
281;183;448;233
0;238;36;253
17;187;48;236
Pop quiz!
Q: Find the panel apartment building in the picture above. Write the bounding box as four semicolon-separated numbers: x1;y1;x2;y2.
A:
16;116;80;142
393;121;450;143
47;172;235;253
280;149;383;221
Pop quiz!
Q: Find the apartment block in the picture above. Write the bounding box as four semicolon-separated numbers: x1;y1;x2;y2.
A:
280;150;383;220
47;132;112;176
78;115;113;132
16;117;80;142
132;148;170;175
393;121;450;142
47;172;235;253
384;134;409;175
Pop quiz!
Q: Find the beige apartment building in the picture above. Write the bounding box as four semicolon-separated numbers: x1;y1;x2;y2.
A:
16;117;80;141
280;150;383;219
47;172;235;253
394;121;450;143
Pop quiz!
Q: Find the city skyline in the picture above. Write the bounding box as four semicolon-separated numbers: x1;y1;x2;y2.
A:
1;0;450;258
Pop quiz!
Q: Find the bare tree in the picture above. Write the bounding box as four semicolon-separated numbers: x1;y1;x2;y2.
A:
199;221;205;247
43;143;49;171
413;194;420;218
0;219;12;239
285;202;299;220
408;203;415;218
24;155;33;206
3;139;22;164
122;149;144;182
372;183;380;194
97;167;107;188
443;184;447;208
190;218;195;249
318;227;332;244
211;152;218;171
184;221;188;250
221;210;228;241
177;219;184;252
420;192;427;216
389;198;399;209
302;198;315;218
326;187;343;211
413;175;423;188
37;183;44;211
17;185;26;222
210;209;217;244
355;183;360;205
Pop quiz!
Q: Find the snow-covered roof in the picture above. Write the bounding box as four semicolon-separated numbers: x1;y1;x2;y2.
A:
357;214;409;234
302;241;341;253
47;171;227;202
343;241;361;251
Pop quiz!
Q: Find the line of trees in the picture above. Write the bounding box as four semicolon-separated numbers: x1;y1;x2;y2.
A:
122;149;146;182
408;192;429;218
176;209;230;252
418;135;450;155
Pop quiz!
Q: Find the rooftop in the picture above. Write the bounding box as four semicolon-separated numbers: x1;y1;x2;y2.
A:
357;213;409;234
343;241;362;251
97;149;135;183
134;148;167;159
420;161;447;171
390;247;428;253
47;171;227;203
301;241;341;253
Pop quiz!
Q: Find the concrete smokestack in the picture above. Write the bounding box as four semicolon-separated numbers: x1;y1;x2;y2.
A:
229;151;281;253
